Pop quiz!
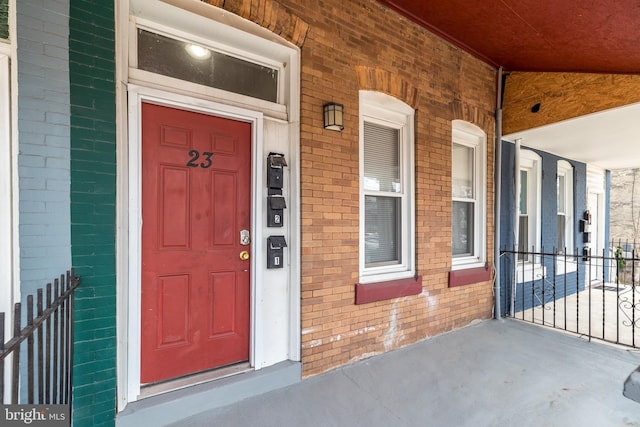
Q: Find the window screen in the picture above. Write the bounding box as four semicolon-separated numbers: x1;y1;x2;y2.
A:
363;122;402;267
452;143;476;258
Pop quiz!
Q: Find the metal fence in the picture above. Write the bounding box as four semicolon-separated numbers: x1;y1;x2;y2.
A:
500;245;640;349
1;270;79;405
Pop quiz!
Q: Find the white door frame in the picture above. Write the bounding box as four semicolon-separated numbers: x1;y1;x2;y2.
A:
0;44;18;405
124;86;265;403
587;165;606;283
117;1;301;410
587;190;605;280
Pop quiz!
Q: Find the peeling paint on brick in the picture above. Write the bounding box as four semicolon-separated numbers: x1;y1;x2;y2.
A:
383;300;405;351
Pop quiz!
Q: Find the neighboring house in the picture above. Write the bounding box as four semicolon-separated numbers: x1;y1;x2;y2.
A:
610;168;640;245
498;140;611;315
2;1;497;425
608;168;640;283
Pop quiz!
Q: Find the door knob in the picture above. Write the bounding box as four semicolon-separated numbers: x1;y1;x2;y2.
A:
240;250;250;261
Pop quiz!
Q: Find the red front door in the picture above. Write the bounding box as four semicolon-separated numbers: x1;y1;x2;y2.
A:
140;102;251;384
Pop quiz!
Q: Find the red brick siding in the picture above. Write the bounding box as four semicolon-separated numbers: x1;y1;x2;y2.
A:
212;0;496;377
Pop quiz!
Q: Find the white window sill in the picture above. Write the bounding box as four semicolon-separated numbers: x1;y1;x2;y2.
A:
555;259;578;275
515;263;546;283
452;257;485;271
358;269;415;285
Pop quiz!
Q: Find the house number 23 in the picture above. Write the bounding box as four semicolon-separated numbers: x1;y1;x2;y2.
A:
186;150;214;169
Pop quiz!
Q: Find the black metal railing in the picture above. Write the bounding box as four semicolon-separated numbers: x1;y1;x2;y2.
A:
500;245;640;349
1;270;79;405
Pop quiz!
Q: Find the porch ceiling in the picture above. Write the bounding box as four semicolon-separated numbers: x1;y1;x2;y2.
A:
378;0;640;170
376;0;640;73
504;102;640;171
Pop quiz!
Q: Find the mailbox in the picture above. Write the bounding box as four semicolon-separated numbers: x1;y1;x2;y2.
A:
580;218;590;233
267;235;287;269
268;195;287;227
267;153;287;189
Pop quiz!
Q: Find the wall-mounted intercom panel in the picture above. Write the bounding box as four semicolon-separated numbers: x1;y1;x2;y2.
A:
581;210;591;243
579;219;590;233
268;195;287;227
266;153;288;230
267;153;287;189
267;235;287;269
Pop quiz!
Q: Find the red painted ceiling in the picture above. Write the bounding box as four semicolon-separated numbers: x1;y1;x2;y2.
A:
377;0;640;73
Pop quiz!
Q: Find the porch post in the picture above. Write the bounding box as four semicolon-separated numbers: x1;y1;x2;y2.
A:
494;66;503;319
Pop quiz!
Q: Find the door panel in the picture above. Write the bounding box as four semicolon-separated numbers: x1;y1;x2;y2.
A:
157;274;190;347
160;167;190;248
141;102;252;384
212;172;236;246
209;271;237;335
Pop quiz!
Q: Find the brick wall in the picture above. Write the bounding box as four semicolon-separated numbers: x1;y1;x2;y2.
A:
64;1;496;422
69;1;116;426
17;0;72;295
270;0;497;376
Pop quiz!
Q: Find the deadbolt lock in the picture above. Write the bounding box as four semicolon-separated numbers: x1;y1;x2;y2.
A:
240;229;251;246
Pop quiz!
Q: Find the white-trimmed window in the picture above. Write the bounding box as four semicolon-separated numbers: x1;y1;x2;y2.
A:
451;120;486;270
555;160;577;274
359;91;415;283
515;149;544;282
517;150;542;261
556;160;574;253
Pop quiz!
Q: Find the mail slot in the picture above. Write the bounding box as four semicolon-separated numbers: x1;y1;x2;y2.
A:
267;153;287;189
268;195;287;227
267;235;287;269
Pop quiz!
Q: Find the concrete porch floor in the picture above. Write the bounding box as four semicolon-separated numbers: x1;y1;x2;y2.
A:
518;283;640;347
166;319;640;427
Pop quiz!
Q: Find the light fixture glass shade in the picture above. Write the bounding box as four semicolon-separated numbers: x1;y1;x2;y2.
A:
323;102;344;131
185;43;212;60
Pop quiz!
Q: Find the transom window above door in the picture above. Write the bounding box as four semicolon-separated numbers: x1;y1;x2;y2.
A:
136;28;280;103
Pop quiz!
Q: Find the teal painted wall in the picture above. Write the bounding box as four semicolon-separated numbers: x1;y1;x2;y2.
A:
0;0;8;39
69;1;117;425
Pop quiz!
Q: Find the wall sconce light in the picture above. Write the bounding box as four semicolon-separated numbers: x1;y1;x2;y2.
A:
323;102;344;131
